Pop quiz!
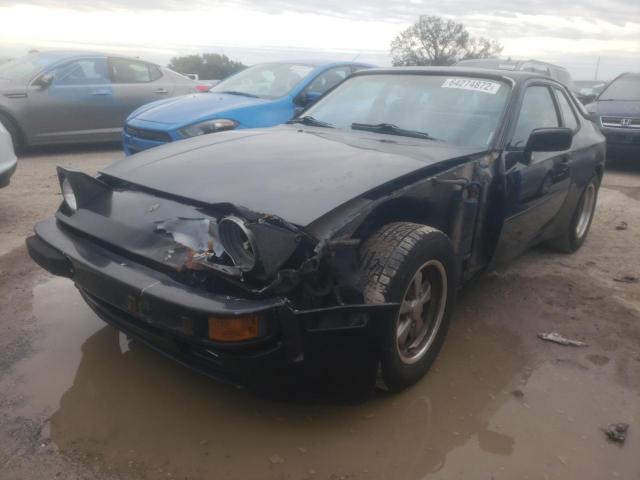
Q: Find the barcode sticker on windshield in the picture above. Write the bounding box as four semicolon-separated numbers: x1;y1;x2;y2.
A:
442;78;501;94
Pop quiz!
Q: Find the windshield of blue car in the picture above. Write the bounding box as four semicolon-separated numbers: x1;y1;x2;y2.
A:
0;54;58;82
598;74;640;101
210;63;314;99
303;74;511;148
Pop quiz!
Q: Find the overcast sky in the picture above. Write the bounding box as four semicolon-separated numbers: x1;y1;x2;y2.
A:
0;0;638;79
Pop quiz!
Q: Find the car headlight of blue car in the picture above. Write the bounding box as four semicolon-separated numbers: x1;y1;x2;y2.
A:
178;118;238;138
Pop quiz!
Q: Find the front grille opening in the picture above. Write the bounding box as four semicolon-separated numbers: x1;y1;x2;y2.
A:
601;117;640;129
125;125;173;142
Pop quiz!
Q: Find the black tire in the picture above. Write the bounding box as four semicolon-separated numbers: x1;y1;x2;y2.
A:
0;112;23;151
547;174;600;253
359;222;456;392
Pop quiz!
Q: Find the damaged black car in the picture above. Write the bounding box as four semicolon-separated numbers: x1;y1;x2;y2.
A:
27;68;606;395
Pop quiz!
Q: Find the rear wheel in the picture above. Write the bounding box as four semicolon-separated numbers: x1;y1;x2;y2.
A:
359;222;456;391
548;174;600;253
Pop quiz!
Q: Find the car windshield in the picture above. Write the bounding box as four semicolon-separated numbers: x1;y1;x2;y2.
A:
0;54;57;82
210;63;314;99
303;74;511;148
599;74;640;101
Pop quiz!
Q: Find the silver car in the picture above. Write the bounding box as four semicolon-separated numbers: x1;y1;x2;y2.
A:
0;51;204;148
0;121;17;187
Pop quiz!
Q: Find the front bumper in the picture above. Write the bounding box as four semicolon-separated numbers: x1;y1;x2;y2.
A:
122;129;170;155
601;128;640;158
27;218;395;391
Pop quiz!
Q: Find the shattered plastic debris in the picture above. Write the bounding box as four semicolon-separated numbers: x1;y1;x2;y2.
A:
613;275;639;284
537;332;588;347
269;454;285;464
604;423;629;444
615;221;628;231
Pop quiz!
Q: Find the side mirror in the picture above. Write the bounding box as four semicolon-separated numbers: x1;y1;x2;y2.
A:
525;128;572;153
296;91;322;107
34;72;54;89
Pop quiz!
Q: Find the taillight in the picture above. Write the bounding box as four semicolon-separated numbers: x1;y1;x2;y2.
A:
196;85;210;92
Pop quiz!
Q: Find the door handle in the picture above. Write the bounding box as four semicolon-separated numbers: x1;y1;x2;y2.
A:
91;89;111;96
153;88;169;94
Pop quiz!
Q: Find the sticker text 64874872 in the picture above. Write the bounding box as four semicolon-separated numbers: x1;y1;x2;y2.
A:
441;78;501;94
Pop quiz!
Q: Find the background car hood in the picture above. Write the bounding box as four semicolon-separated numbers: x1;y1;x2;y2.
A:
102;126;483;227
129;92;272;126
590;100;640;117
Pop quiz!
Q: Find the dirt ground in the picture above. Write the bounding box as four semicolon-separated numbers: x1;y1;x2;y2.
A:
0;146;639;480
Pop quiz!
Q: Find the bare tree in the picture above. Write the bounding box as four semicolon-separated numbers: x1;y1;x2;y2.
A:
391;16;503;66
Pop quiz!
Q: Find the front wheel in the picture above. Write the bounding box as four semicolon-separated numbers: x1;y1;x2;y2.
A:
359;222;456;392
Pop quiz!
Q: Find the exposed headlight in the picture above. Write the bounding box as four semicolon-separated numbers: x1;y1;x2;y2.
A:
61;177;77;211
179;118;237;138
218;216;257;271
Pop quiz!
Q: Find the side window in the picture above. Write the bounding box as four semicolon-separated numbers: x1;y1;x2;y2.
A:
306;67;351;95
53;58;109;86
510;85;559;148
149;65;163;82
553;88;579;131
110;58;160;83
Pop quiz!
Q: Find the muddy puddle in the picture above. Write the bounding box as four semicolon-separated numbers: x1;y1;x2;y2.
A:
2;274;638;480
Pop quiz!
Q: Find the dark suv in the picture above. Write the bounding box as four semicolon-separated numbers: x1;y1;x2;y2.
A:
585;72;640;158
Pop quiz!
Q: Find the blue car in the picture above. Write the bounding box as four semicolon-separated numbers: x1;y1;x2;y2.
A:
122;61;372;154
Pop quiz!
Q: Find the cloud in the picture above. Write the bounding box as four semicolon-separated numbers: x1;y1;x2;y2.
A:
3;0;639;24
3;0;639;46
0;0;637;78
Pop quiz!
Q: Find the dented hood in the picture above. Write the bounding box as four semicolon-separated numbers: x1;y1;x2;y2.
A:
102;125;483;226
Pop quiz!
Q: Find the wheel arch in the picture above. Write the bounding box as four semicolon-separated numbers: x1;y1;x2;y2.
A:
352;196;453;243
0;108;25;147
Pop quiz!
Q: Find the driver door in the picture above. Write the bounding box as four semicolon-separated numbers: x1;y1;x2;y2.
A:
493;83;572;264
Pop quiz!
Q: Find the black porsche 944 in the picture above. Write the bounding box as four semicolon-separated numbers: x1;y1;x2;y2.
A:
27;67;606;395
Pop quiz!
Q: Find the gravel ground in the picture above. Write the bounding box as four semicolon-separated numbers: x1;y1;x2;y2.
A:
0;146;638;480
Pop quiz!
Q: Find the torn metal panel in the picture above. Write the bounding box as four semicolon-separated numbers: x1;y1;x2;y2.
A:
155;217;220;254
152;210;312;295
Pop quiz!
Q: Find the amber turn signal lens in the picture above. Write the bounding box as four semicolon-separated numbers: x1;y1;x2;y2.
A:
208;315;261;342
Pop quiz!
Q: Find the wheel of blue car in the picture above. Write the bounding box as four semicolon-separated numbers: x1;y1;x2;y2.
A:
548;174;600;253
359;222;456;392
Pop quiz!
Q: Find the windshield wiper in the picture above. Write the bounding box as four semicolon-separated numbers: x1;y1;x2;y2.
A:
351;122;436;140
216;90;259;98
289;115;334;128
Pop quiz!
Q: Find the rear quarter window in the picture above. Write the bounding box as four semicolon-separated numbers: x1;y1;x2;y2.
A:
554;88;579;131
110;58;162;84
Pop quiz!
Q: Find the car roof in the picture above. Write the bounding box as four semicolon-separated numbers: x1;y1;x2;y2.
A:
29;50;161;66
351;66;558;85
456;58;568;71
254;60;374;68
